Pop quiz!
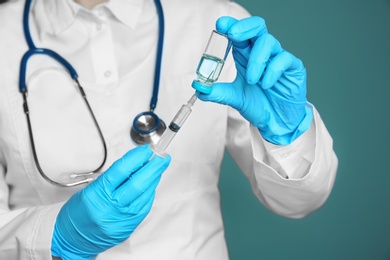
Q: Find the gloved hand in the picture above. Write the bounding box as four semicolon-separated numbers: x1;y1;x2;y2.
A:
197;16;313;145
51;145;171;260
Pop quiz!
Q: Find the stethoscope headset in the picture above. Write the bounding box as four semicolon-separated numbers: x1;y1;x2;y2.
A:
19;0;166;187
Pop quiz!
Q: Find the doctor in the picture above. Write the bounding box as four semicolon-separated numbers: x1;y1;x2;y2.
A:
0;0;338;259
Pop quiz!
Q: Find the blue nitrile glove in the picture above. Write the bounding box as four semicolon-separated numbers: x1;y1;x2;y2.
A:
197;16;313;145
51;145;171;260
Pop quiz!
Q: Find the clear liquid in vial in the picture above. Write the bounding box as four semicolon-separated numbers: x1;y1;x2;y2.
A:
196;54;225;85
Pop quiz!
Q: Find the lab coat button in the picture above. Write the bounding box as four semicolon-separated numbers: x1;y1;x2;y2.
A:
104;71;111;77
96;23;102;31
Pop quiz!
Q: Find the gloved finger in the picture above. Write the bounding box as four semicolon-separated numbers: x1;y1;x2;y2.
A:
102;145;153;193
261;51;304;89
231;45;251;74
127;182;158;215
113;168;160;210
247;34;283;85
112;154;171;207
197;81;243;110
228;16;268;41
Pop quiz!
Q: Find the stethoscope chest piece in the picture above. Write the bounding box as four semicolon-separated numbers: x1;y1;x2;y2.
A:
131;111;166;145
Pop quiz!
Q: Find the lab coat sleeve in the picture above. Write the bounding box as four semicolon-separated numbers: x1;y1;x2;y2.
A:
0;135;62;256
0;166;62;259
0;206;62;259
0;4;62;257
225;104;338;219
219;1;338;219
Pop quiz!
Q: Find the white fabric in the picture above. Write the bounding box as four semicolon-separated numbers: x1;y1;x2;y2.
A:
0;0;338;259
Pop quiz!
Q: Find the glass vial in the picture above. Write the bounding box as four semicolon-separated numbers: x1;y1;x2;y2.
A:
192;30;232;94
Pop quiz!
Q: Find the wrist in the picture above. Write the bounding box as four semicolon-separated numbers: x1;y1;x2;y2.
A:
52;221;93;260
260;104;313;145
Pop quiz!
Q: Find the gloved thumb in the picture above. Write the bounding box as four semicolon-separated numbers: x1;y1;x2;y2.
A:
216;16;238;35
216;16;268;45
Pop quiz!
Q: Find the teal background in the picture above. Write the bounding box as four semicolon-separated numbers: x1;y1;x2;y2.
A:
219;0;390;259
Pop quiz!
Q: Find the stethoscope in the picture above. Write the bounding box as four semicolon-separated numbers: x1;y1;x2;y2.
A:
19;0;166;187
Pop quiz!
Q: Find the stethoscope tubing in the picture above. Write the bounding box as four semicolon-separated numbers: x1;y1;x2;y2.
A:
21;0;164;104
19;48;78;93
150;0;164;111
19;0;166;186
20;0;109;187
20;0;79;93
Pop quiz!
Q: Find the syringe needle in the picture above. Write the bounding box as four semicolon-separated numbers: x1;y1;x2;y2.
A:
150;93;197;157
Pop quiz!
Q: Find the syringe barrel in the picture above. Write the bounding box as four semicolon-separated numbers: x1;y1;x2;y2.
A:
150;94;197;158
171;105;191;129
170;94;197;129
150;128;176;158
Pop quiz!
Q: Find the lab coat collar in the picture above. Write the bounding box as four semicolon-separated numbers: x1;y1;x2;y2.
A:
43;0;75;35
107;0;144;30
43;0;144;35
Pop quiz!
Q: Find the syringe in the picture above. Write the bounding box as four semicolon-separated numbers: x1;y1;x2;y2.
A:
150;30;231;158
150;93;197;157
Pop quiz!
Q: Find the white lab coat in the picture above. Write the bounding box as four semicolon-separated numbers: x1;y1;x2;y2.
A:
0;0;338;259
